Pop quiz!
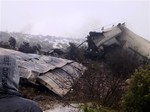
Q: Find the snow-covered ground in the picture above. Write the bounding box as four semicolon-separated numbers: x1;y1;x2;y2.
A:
0;31;85;49
44;104;82;112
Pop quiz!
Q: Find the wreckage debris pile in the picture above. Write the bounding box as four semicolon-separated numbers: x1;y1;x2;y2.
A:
0;24;150;111
18;44;146;110
0;47;86;110
27;41;146;110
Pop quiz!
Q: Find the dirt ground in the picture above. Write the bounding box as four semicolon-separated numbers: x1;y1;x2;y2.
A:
19;82;63;111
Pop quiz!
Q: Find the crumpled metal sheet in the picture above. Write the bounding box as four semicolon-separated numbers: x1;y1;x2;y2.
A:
94;26;122;47
38;62;85;96
0;48;72;78
0;48;85;96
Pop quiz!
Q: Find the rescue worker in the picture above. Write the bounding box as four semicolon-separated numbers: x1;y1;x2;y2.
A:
0;55;42;112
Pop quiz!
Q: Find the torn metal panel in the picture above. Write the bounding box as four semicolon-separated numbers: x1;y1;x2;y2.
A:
94;26;122;47
19;67;40;79
17;56;72;73
38;72;70;96
0;48;72;75
104;37;120;46
118;25;150;59
0;48;85;96
38;62;86;97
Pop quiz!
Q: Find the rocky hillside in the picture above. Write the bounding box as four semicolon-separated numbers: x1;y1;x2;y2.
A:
0;31;85;50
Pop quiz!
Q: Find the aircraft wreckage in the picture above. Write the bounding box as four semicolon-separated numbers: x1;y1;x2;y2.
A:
0;23;149;97
0;48;86;96
85;23;150;60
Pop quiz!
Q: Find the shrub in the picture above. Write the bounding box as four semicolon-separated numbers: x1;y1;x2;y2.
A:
105;48;142;78
0;41;11;49
19;41;41;54
19;41;32;53
67;61;125;108
121;65;150;112
66;42;85;62
9;36;16;49
83;105;117;112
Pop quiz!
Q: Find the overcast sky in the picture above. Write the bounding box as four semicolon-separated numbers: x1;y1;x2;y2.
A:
0;0;150;40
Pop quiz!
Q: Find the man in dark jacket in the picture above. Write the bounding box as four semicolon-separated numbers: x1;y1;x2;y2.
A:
0;55;42;112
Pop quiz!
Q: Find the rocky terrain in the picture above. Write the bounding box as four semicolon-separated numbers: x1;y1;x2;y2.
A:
0;31;85;50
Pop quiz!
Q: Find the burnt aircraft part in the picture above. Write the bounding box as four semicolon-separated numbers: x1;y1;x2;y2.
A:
0;48;85;96
86;23;150;60
118;25;150;60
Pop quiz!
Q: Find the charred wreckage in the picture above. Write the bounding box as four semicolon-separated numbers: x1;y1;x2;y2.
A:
82;23;150;61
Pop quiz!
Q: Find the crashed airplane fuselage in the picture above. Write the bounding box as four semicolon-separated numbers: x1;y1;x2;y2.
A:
0;48;85;96
87;23;150;60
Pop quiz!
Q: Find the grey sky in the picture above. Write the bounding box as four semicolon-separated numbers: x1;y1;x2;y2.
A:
0;0;150;40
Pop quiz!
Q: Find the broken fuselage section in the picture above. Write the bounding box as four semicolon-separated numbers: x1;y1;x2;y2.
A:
86;23;150;60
